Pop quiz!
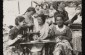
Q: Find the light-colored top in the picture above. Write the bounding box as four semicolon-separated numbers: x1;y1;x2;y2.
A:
34;23;49;40
50;25;72;42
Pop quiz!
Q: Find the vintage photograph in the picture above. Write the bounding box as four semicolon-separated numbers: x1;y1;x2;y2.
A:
3;0;82;55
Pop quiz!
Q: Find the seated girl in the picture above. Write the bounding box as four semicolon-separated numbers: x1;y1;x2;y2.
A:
49;13;72;55
30;14;50;55
5;16;26;55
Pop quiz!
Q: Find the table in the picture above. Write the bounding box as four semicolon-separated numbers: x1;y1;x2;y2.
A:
20;40;56;55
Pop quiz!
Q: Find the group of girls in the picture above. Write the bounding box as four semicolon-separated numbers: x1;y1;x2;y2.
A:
3;1;82;55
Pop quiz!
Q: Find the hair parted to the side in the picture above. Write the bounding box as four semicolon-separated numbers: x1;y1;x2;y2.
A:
15;16;25;26
24;7;36;14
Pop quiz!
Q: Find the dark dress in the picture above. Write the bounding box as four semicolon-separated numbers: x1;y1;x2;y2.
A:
8;26;24;55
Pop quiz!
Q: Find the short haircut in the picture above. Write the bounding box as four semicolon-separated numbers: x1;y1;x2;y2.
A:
15;16;25;26
25;7;36;13
54;12;64;21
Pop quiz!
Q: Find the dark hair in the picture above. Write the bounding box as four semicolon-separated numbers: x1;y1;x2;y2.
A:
54;12;64;21
8;25;14;29
15;16;25;26
37;14;47;23
25;7;36;14
36;5;41;7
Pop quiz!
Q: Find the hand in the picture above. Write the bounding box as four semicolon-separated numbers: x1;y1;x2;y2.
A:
58;36;63;40
33;35;38;40
17;34;22;39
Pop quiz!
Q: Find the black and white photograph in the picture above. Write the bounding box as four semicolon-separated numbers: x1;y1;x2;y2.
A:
3;0;82;55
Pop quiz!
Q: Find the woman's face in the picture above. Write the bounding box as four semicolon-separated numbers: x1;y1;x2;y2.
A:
59;2;65;8
55;17;64;26
37;17;44;25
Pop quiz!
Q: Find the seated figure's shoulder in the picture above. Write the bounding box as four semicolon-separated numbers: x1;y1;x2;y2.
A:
9;27;18;34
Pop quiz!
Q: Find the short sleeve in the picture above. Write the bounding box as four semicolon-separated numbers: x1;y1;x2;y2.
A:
66;27;72;41
9;28;18;40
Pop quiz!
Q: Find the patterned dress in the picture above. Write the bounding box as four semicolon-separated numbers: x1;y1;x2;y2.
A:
50;25;72;55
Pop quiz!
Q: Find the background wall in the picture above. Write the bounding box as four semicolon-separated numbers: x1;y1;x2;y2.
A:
3;0;32;26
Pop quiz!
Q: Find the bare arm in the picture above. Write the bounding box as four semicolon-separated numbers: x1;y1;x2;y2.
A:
63;27;72;42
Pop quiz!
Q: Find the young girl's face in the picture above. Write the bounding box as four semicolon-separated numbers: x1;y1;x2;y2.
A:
55;17;64;26
19;20;25;27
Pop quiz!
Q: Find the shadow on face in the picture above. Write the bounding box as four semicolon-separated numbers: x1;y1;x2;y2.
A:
37;17;44;25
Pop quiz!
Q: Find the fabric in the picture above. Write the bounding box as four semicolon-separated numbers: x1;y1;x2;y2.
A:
50;25;72;55
72;30;82;52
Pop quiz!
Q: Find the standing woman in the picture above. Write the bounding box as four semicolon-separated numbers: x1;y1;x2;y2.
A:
22;7;36;33
49;13;72;55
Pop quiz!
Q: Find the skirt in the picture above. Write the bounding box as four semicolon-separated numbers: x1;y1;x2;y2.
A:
53;40;72;55
72;30;82;52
